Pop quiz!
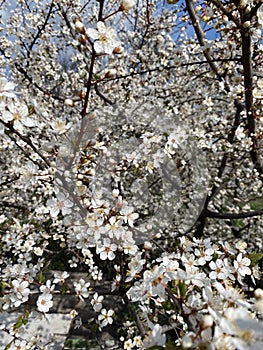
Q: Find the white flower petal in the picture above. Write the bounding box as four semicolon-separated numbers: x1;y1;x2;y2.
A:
86;28;99;40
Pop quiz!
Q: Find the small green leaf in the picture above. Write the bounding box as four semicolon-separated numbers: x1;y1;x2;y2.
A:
14;316;24;330
37;271;45;284
178;281;187;298
0;281;10;297
248;253;263;267
4;343;11;350
162;300;174;311
22;310;29;325
60;285;69;295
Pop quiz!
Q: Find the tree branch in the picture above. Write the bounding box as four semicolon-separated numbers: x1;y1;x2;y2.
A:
94;84;115;105
185;0;223;80
206;208;263;219
239;7;263;175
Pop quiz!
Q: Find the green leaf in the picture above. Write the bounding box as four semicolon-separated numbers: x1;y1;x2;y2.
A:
4;343;11;350
178;281;187;298
248;253;263;267
60;284;69;295
146;346;165;350
0;281;10;297
162;300;174;311
22;311;29;325
14;316;24;330
37;271;45;284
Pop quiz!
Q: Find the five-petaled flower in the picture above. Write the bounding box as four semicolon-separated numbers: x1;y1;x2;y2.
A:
74;278;90;300
46;191;73;218
86;22;120;54
96;237;118;260
98;308;114;327
37;293;53;313
234;253;251;277
2;101;35;132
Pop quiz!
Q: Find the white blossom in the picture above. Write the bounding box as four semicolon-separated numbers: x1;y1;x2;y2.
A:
143;324;166;349
46;192;73;218
87;22;120;54
91;292;104;312
96;238;117;261
37;293;53;313
0;77;16;99
98;308;114;327
74;278;90;300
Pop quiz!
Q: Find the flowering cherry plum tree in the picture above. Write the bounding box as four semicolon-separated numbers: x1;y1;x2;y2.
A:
0;0;263;349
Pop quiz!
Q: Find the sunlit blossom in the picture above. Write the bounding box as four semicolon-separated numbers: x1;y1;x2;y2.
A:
2;101;35;132
37;293;53;313
87;22;120;54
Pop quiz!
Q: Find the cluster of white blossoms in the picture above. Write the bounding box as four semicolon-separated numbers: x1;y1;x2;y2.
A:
1;0;263;349
122;237;263;349
0;77;36;135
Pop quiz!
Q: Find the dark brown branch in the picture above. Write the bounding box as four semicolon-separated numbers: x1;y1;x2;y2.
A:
101;58;241;84
28;1;55;52
2;122;50;168
98;0;105;22
81;0;106;119
184;0;248;237
250;2;263;20
15;63;65;101
123;295;146;337
185;0;223;80
206;208;263;219
94;84;115;105
240;7;263;175
0;175;20;187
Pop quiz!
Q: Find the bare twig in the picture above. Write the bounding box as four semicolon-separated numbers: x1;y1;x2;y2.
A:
206;208;263;219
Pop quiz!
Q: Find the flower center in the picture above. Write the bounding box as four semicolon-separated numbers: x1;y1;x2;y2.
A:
14;112;22;121
99;33;108;42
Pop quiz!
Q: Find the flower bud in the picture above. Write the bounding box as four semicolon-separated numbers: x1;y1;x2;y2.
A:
113;46;124;55
243;21;250;28
255;288;263;300
64;98;74;107
202;15;211;22
200;315;214;330
119;0;135;12
75;20;85;34
105;68;117;78
78;34;87;45
79;90;86;100
144;241;152;250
